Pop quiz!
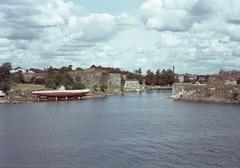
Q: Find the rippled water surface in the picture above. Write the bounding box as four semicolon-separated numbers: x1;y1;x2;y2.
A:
1;91;240;168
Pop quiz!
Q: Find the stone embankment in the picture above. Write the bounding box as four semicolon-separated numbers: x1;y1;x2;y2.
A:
146;86;172;90
171;83;240;104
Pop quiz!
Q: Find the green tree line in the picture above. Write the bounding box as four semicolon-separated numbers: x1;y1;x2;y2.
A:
145;69;176;86
45;67;85;90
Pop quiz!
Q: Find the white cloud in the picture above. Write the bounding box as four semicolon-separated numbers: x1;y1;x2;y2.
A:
137;0;240;73
141;0;196;31
141;0;240;39
0;0;240;74
0;0;138;68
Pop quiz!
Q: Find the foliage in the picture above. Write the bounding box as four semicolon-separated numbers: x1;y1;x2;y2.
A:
126;73;136;79
45;66;75;89
93;85;98;91
184;74;191;83
232;92;238;100
72;82;86;89
0;63;12;92
145;68;175;86
134;68;144;84
90;64;122;73
75;67;83;71
237;78;240;85
100;84;108;92
145;69;155;85
154;69;161;85
60;65;73;72
11;71;24;84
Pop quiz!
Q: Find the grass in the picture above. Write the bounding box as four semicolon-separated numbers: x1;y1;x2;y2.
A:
12;83;46;91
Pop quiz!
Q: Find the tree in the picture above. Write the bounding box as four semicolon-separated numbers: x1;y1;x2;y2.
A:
126;73;136;79
45;67;57;89
165;69;175;85
75;67;83;71
58;72;74;89
0;63;12;92
145;69;155;85
154;69;161;85
68;65;73;71
11;71;24;84
237;78;240;85
184;74;191;83
134;68;142;76
219;69;225;74
2;63;12;71
134;68;144;84
159;69;167;85
72;75;84;89
100;84;107;92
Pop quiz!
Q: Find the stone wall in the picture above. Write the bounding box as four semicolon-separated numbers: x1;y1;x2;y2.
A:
172;83;240;104
108;73;122;88
70;70;122;89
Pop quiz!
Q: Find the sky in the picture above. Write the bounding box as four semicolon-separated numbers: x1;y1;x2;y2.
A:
0;0;240;74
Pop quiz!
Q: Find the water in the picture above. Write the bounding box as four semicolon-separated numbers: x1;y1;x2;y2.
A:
0;91;240;168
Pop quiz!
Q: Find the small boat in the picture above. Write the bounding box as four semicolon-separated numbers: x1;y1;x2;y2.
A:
32;89;90;98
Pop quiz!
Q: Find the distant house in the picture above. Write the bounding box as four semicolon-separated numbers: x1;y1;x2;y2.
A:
196;75;211;83
11;68;35;75
176;74;184;83
32;73;46;84
215;71;240;81
124;79;140;89
10;68;27;74
225;80;237;85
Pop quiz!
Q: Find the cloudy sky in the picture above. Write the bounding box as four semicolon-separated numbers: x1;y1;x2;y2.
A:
0;0;240;73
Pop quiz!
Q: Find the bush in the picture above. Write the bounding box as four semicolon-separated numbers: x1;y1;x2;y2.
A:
72;82;86;89
93;85;98;91
100;85;107;92
237;78;240;85
232;92;238;100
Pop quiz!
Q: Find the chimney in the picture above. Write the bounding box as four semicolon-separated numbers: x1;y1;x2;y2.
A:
173;66;175;73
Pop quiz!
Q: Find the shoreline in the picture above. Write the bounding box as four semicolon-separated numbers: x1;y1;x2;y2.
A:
0;92;122;105
169;95;240;105
0;88;169;105
171;83;240;105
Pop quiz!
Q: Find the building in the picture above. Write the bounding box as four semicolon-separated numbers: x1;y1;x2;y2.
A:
71;69;109;88
0;90;6;97
71;69;123;89
31;73;46;84
124;79;140;89
196;75;211;83
215;71;240;81
176;74;184;83
10;68;34;74
225;80;237;85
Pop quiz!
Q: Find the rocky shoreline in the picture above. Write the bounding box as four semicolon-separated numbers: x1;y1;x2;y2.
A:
0;92;122;105
171;83;240;105
170;95;240;104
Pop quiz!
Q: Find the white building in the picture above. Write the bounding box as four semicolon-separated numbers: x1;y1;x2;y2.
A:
10;68;34;74
0;90;6;97
176;74;184;83
124;79;140;89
